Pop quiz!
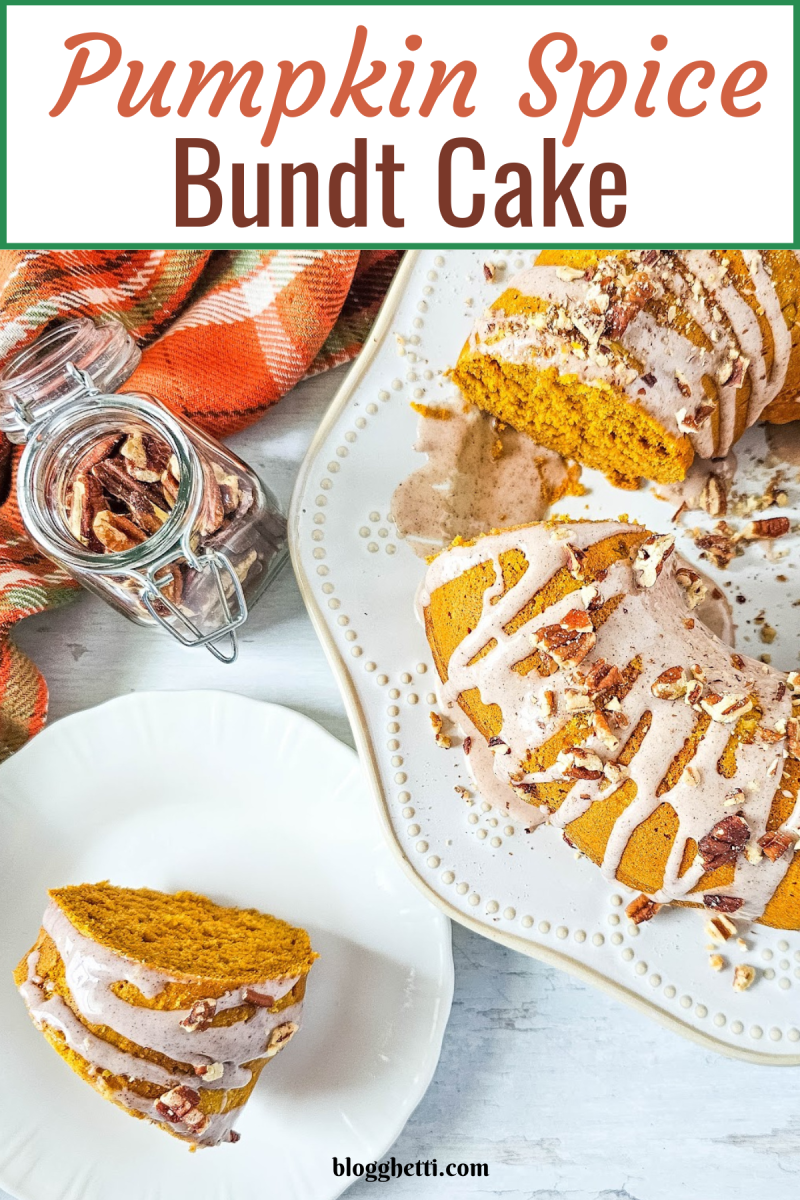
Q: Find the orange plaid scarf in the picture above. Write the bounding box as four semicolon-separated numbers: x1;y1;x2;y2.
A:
0;248;400;757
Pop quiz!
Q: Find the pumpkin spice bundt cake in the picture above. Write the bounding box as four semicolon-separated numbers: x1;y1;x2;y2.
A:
421;520;800;929
14;883;317;1147
451;250;800;487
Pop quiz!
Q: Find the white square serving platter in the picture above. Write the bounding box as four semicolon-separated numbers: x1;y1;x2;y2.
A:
290;249;800;1064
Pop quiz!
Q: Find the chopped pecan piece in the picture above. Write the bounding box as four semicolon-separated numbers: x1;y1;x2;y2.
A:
154;1085;203;1123
632;534;675;588
603;761;629;785
702;894;745;913
787;717;800;760
120;431;171;482
604;270;657;338
758;831;796;862
488;736;511;754
194;1061;224;1082
626;893;661;924
705;912;737;941
462;736;472;755
698;815;750;871
593;710;620;750
699;474;728;517
694;530;735;569
244;988;276;1007
651;666;690;700
582;659;623;697
180;997;217;1032
675;567;707;610
676;401;716;433
429;711;452;749
532;613;596;669
564;542;588;579
182;1107;210;1134
265;1021;299;1057
700;693;753;723
560;608;594;632
732;963;756;992
555;746;604;780
212;462;242;515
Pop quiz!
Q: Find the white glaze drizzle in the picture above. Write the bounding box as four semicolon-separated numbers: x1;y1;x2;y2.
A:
465;252;793;461
422;522;800;921
18;903;305;1146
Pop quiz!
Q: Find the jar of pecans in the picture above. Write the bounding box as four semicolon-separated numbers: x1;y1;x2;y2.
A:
0;318;287;661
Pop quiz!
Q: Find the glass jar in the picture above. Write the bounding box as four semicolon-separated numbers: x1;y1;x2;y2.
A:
0;318;287;662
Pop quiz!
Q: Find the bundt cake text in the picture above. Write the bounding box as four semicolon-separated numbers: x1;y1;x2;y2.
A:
47;27;771;233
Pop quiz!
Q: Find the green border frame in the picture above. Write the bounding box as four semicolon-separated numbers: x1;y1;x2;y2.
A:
1;1;796;248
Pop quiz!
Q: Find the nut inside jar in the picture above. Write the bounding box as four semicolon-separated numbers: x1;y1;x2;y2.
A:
59;424;278;630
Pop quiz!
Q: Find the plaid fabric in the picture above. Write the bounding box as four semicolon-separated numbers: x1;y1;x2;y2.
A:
0;248;401;759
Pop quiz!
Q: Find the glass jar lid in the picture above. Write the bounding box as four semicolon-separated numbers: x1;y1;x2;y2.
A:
0;317;141;443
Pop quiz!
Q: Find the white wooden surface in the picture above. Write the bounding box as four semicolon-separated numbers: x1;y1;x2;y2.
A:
6;368;800;1200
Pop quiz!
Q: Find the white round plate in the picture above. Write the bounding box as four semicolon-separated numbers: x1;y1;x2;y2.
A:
290;248;800;1064
0;691;453;1200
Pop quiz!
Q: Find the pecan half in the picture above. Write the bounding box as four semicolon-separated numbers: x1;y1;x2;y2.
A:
92;458;169;535
698;815;750;871
196;457;226;536
739;516;790;541
92;510;147;553
67;472;105;550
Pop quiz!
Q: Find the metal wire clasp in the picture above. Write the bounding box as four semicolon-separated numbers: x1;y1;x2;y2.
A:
135;544;249;663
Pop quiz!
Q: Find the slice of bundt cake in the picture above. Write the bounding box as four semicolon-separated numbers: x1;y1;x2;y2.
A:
451;250;800;487
421;520;800;928
14;883;317;1147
